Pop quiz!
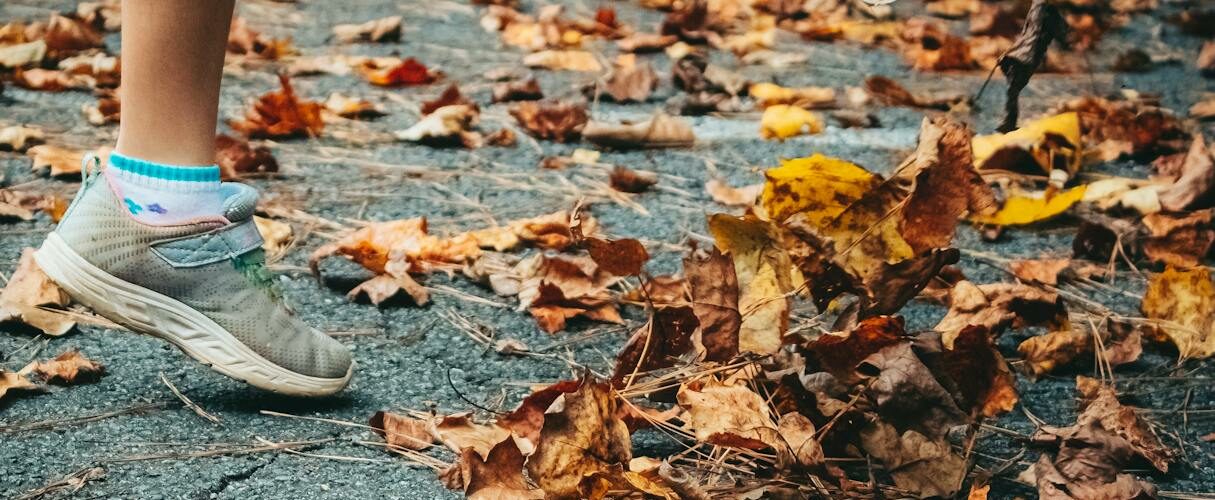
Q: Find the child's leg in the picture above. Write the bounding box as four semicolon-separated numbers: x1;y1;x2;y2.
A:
116;0;235;165
34;0;353;396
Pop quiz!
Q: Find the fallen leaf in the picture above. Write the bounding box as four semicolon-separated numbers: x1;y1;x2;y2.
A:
865;75;963;110
705;178;761;207
0;125;45;152
608;166;658;193
332;16;402;43
520;255;623;333
860;341;968;439
229;74;324;139
509;101;588;143
600;54;658;103
215;134;278;180
420;84;476;116
972;112;1082;186
1018;319;1143;377
431;413;513;459
0;370;41;402
616;33;678;52
254;216;292;256
1142;266;1215;358
21;349;104;384
807;316;905;382
83;90;120;126
683;246;740;362
323;93;385;120
311;217;482;277
227;17;293;60
1191;94;1215;120
362;57;440;86
0;40;45;68
523;50;602;72
1009;258;1071;285
1142;210;1215;267
613;306;699;384
900;116;997;253
941;326;1018;418
0;248;75;336
760;153;879;224
901;17;976;71
749;82;835;109
759;105;824;140
860;419;966;498
677;378;781;451
583;112;695;149
585;237;649;277
369;411;434;450
1054;95;1189;162
491;78;544;103
969;186;1087;226
40;13;103;56
996;0;1068;131
935;280;1063;346
459;437;545;500
395;105;482;149
526;377;632;499
709;214;799;354
1159;135;1215;212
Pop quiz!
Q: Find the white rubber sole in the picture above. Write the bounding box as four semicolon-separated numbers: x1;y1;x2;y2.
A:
35;233;353;397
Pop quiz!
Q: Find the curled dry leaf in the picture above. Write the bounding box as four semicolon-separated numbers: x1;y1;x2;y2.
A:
996;0;1067;131
21;349;105;384
941;326;1018;418
708;214;799;355
362;57;440;86
0;189;67;222
1141;210;1215;267
523;50;602;72
323;93;385;120
395;105;482;149
229;74;324;139
705;178;760;207
935;280;1063;346
516;254;624;333
431;413;513;459
1018;319;1143;377
585;237;649;277
310;217;481;277
864;76;963;110
900;116;996;253
0;125;45;152
609;166;658;193
459;437;545;500
613;306;699;384
0;248;75;336
83;90;120;126
759;105;823;140
749;82;835;109
420;84;476;116
509;101;588;143
332;15;402;43
1158;135;1215;212
1009;257;1071;286
215;134;278;180
1054;95;1189;162
860;418;966;498
677;378;781;451
227;17;293;60
1141;266;1215;359
901;17;976;71
808;316;904;383
492;78;543;103
859;341;967;439
583;112;695;149
600;54;657;103
683;246;740;362
525;377;632;499
1;370;42;402
369;411;434;450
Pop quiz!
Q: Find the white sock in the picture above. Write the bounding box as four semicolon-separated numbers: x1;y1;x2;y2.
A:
105;151;227;225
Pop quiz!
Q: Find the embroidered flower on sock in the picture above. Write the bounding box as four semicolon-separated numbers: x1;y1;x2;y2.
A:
123;198;143;214
147;203;168;214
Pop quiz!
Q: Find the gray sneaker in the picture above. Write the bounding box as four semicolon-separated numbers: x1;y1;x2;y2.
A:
35;156;353;396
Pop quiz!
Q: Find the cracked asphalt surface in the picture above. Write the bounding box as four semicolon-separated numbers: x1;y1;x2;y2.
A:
2;0;1214;498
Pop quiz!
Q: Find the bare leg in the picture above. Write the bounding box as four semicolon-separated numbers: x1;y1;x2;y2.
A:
116;0;235;165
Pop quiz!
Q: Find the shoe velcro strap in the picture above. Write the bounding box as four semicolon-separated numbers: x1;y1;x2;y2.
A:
150;219;265;268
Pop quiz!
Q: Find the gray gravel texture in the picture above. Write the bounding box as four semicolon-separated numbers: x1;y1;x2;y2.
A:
1;0;1214;498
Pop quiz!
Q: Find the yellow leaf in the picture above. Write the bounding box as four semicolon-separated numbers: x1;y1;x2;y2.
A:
522;50;602;72
760;154;879;224
824;183;915;278
972;112;1082;177
1142;266;1215;359
708;214;801;355
760;105;823;140
748;82;835;108
969;185;1087;226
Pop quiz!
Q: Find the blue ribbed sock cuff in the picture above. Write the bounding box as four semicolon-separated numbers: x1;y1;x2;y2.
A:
109;152;221;183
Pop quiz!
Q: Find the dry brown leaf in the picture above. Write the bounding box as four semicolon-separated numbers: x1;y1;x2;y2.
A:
0;248;75;336
491;78;544;103
1191;94;1215;121
0;370;42;402
0;125;45;152
323;93;385;120
215;134;278;180
332;16;402;43
1159;135;1215;212
708;214;799;355
0;40;46;68
1142;265;1215;358
254;216;292;257
1075;376;1174;473
901;17;976;71
369;411;434;450
808;316;905;382
899;116;996;253
431;413;513;459
22;349;104;384
683;246;740;362
515;254;623;333
83;90;120;126
613;306;698;384
1009;258;1072;285
1018;320;1143;377
0;189;66;221
395;105;482;149
860;419;966;498
509;101;587;143
1142;210;1215;267
523;50;602;72
600;54;657;103
361;57;441;87
608;166;658;193
526;377;632;499
705;178;760;207
229;74;323;139
227;17;294;60
27;144;84;177
311;217;481;278
865;76;963;110
585;237;649;277
583;112;694;149
459;437;545;500
616;33;678;52
935;280;1063;346
677;378;781;451
1054;95;1189;162
941;326;1018;418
